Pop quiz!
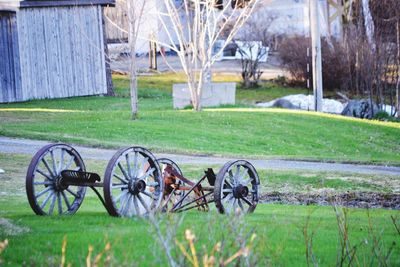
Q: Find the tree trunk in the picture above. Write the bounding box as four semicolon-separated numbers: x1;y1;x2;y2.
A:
130;60;138;120
127;0;138;120
102;7;114;96
362;0;375;50
187;74;200;111
194;71;205;112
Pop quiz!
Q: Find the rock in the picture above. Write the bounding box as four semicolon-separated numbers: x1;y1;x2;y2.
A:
382;104;398;117
0;169;4;174
322;98;346;114
256;94;345;114
272;99;299;109
341;99;379;119
256;100;275;108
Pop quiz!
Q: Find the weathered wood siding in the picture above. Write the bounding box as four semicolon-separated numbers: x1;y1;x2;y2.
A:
0;12;22;103
103;0;128;42
16;5;108;101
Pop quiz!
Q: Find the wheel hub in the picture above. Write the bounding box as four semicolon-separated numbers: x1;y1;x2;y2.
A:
233;185;249;198
129;180;146;195
54;176;68;191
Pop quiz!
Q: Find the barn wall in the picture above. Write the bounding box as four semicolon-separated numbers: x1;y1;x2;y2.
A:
17;5;108;101
103;0;128;42
0;12;22;103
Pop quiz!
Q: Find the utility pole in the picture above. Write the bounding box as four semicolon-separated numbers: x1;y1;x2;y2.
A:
310;0;323;112
397;18;400;118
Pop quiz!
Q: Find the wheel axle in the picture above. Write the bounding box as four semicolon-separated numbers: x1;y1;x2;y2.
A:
129;180;146;195
233;185;249;198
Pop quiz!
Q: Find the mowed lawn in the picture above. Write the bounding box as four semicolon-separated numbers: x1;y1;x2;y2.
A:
0;74;399;164
0;149;399;266
0;153;399;266
1;198;399;266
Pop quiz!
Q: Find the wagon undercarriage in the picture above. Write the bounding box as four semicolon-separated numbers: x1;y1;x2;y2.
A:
26;144;260;217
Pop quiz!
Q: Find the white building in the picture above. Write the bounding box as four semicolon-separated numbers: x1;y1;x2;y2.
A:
105;0;182;55
105;0;343;55
250;0;342;37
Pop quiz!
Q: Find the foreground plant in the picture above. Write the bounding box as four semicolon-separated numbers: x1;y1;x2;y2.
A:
149;210;259;266
333;206;359;266
302;210;318;267
176;229;256;267
0;239;8;264
59;236;112;267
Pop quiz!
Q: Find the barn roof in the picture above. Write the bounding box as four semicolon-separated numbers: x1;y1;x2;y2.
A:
0;0;115;11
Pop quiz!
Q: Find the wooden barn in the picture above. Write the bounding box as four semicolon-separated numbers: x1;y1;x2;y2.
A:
0;0;115;103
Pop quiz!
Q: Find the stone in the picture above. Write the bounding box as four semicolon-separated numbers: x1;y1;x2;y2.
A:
272;99;299;109
256;94;345;114
0;168;4;174
173;83;236;109
341;99;379;119
382;104;398;117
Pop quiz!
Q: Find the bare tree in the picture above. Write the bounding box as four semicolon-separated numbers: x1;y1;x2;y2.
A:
361;0;375;50
126;0;147;119
104;0;147;119
154;0;261;111
234;11;277;88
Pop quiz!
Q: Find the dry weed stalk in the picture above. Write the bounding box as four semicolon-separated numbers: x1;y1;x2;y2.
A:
60;235;69;267
175;229;256;267
86;242;112;267
333;206;359;267
0;239;8;264
60;235;111;267
149;208;258;267
302;210;318;267
390;215;400;235
148;212;182;267
366;210;396;266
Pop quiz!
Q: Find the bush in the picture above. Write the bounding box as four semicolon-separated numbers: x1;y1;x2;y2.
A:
374;111;391;120
278;36;348;91
278;32;399;114
373;111;400;122
278;36;309;86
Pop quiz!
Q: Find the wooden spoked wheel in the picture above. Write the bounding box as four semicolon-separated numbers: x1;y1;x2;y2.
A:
103;146;163;217
26;144;86;215
157;158;185;211
214;160;260;214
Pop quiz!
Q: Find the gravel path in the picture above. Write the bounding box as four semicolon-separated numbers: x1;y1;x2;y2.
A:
0;137;399;176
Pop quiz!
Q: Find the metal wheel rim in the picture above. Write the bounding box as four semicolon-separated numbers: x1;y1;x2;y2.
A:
26;144;86;215
215;160;259;214
104;147;163;217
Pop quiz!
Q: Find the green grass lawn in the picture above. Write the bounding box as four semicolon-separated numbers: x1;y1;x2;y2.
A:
0;153;399;266
1;198;399;266
1;74;399;266
0;73;399;164
115;73;308;103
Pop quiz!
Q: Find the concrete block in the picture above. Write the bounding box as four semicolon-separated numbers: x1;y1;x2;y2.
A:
173;82;236;109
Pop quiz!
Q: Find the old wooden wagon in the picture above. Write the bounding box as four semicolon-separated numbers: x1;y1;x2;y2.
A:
26;144;261;216
0;0;115;103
